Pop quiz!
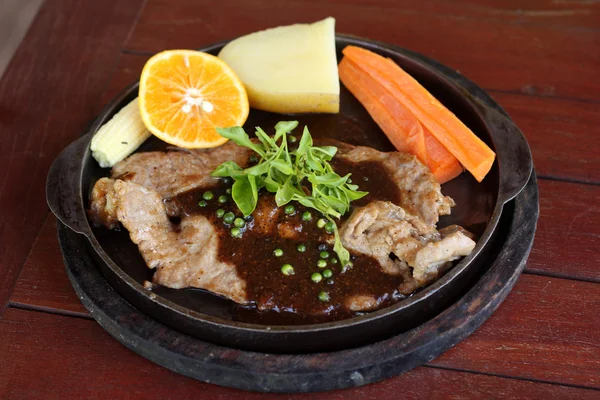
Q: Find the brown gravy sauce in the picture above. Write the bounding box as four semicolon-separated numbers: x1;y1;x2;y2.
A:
171;158;406;324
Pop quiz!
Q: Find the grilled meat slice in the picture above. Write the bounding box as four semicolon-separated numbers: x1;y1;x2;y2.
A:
111;141;252;200
340;201;475;295
407;224;476;293
333;141;455;227
110;140;453;228
345;294;381;312
89;138;473;315
88;177;120;229
89;179;247;304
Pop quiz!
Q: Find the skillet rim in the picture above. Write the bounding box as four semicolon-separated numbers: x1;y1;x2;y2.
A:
49;33;531;336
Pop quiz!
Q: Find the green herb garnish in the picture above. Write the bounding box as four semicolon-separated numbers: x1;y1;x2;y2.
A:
212;121;367;267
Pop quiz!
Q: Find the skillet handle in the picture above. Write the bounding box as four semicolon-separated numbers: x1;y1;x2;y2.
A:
477;103;533;204
46;134;91;235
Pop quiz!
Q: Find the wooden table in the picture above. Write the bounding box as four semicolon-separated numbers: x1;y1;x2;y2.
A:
1;0;599;398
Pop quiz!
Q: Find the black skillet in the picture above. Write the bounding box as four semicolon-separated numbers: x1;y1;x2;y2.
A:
46;35;532;353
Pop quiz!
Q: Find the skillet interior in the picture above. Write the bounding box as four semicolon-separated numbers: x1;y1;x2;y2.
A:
81;36;502;351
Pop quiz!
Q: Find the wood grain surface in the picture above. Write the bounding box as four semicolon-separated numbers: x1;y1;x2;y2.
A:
529;180;600;282
432;274;600;388
0;0;144;314
1;0;599;397
10;215;89;316
1;308;598;400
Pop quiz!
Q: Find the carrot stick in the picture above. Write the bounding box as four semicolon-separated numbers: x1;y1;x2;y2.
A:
339;57;428;166
342;46;495;183
423;126;463;183
339;57;462;183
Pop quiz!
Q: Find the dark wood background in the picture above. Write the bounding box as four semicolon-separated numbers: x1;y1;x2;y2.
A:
1;0;598;398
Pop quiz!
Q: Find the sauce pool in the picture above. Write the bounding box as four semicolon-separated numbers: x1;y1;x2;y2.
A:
169;157;407;324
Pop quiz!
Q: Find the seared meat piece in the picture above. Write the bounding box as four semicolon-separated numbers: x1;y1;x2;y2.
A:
110;140;452;229
89;179;247;303
407;224;476;293
89;138;474;317
252;195;282;235
340;201;475;295
88;177;119;229
334;142;454;227
111;141;252;199
250;195;305;239
345;294;380;312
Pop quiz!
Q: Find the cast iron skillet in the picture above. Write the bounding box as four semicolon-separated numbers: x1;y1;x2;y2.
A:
46;35;532;353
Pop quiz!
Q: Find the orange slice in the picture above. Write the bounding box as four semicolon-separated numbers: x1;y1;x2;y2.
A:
139;49;249;148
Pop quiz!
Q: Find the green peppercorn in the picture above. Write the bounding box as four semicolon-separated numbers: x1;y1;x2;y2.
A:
320;251;330;259
281;264;295;276
301;211;312;221
289;135;297;143
216;209;225;218
230;227;241;237
273;248;283;257
218;195;228;204
202;191;214;201
318;291;330;302
297;244;306;252
311;272;323;283
322;269;333;278
234;218;245;228
317;218;327;228
317;259;327;268
198;200;207;207
331;258;338;264
324;221;335;233
223;212;235;224
226;188;232;195
284;204;295;215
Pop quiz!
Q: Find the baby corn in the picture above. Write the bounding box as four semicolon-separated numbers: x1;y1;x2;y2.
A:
91;97;151;167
